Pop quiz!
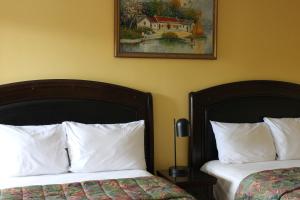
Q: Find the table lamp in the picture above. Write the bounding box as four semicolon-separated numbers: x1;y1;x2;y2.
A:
169;118;190;177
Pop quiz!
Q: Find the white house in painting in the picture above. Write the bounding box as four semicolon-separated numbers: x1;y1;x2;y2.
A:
137;16;152;29
179;0;193;8
137;15;194;33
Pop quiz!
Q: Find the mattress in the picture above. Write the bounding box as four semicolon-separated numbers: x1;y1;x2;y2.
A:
201;160;300;200
0;169;152;189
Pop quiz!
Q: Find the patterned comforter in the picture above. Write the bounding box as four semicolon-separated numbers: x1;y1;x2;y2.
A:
235;167;300;200
0;176;195;200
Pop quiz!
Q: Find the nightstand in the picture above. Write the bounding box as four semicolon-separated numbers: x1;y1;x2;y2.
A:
157;169;217;200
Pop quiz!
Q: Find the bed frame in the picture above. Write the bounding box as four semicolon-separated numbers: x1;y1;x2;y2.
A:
0;79;154;173
189;80;300;170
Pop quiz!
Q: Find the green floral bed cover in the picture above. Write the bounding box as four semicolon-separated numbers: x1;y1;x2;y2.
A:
235;167;300;200
0;176;195;200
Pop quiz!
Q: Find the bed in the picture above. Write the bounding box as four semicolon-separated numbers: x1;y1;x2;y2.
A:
0;79;194;200
189;80;300;200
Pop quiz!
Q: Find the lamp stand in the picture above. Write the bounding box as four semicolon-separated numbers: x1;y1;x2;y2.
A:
169;119;189;177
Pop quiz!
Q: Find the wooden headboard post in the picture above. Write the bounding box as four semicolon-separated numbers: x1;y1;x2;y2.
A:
0;79;154;173
189;80;300;170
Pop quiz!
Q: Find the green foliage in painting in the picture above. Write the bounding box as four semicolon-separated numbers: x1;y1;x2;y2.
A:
160;32;186;44
161;32;179;40
141;0;198;20
120;27;154;39
120;28;143;39
137;27;154;34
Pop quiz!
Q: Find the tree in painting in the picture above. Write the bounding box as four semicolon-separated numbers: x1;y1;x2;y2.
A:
119;0;215;55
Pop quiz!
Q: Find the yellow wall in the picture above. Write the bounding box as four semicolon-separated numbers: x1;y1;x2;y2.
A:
1;0;300;170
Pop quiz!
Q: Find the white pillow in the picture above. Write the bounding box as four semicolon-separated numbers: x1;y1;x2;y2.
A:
210;121;276;164
64;120;146;173
0;124;68;177
264;117;300;160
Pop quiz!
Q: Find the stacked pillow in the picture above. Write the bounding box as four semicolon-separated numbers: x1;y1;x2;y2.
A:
211;118;300;164
0;120;145;177
263;118;300;161
211;121;276;164
64;121;146;173
0;124;68;177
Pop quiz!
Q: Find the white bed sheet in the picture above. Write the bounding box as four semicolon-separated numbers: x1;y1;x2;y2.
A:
201;160;300;200
0;169;152;189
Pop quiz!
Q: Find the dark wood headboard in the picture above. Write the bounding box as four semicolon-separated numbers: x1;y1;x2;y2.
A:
0;79;154;173
189;80;300;170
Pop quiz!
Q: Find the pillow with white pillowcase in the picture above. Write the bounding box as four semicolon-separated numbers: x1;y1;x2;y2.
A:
0;124;68;177
210;121;276;164
64;120;146;173
264;117;300;160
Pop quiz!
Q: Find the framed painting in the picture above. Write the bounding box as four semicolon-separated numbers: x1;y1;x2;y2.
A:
114;0;217;59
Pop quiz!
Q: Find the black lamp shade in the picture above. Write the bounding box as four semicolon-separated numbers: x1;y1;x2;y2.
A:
176;118;190;137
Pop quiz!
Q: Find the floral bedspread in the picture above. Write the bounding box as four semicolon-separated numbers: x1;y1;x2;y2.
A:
0;176;195;200
235;167;300;200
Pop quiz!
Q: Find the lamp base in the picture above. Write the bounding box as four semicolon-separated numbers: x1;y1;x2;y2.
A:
169;166;189;177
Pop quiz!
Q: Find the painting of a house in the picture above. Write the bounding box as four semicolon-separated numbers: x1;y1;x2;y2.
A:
115;0;217;59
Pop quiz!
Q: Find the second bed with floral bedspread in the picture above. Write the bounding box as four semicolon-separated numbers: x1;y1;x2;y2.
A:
235;167;300;200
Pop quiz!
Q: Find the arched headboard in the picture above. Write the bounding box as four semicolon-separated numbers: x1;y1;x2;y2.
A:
189;80;300;170
0;79;154;173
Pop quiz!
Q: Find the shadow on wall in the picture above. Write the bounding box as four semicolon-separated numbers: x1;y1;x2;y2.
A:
153;93;189;169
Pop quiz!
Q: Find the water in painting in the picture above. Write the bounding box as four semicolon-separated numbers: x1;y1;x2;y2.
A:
119;0;215;55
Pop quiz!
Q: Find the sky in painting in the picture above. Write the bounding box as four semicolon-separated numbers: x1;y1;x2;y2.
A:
194;0;214;22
